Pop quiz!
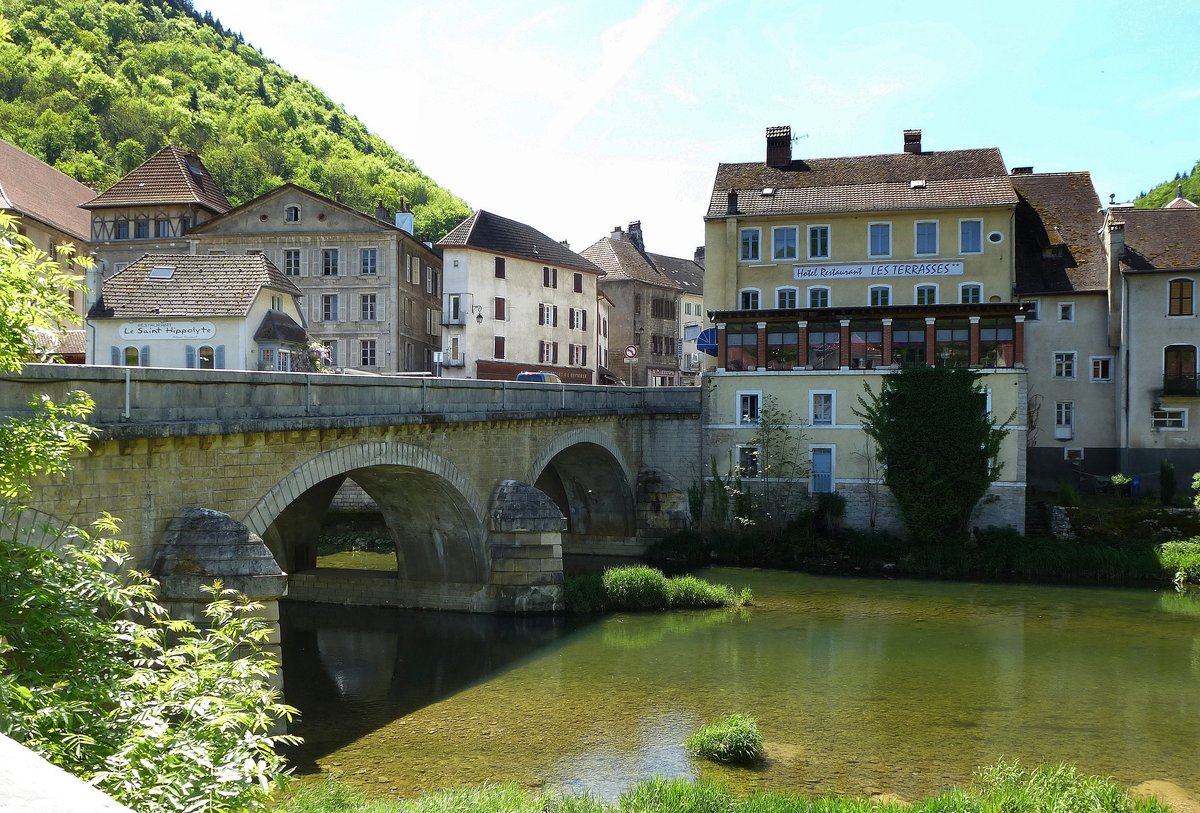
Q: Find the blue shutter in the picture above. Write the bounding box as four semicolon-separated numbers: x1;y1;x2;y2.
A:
215;345;225;369
111;346;120;365
185;345;196;368
140;345;150;366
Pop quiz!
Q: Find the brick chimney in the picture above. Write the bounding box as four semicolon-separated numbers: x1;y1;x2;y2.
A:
611;225;625;241
1011;167;1034;175
766;125;792;168
726;191;738;215
903;129;922;154
694;246;705;268
374;199;387;221
627;220;645;252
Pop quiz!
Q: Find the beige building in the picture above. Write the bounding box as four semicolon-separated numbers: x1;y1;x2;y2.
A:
703;127;1027;533
86;254;309;371
438;210;603;383
188;184;442;374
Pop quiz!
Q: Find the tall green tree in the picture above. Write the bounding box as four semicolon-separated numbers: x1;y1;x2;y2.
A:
855;367;1009;545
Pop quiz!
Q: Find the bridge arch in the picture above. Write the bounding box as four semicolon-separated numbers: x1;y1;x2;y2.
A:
528;428;637;557
244;442;489;584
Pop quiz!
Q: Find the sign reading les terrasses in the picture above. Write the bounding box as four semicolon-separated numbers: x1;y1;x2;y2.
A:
793;260;964;280
118;322;217;340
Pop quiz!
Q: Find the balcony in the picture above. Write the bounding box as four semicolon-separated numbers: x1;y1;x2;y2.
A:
1163;375;1198;397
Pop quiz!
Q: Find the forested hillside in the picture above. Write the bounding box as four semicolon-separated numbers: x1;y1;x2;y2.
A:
0;0;471;237
1135;160;1200;208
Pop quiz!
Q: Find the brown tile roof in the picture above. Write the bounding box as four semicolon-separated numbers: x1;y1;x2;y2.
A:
0;138;93;241
83;146;231;214
92;253;301;318
706;148;1017;219
581;237;678;289
1011;172;1107;294
1165;196;1199;209
438;210;602;274
1116;208;1200;272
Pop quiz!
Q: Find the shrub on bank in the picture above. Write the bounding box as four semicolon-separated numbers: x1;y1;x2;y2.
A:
603;566;672;610
1158;539;1200;584
684;713;763;766
564;567;751;613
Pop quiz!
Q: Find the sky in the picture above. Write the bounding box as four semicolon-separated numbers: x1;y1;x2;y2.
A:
196;0;1200;259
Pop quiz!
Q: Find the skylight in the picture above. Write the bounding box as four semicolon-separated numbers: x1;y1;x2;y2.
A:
910;179;927;189
761;187;775;196
148;266;176;280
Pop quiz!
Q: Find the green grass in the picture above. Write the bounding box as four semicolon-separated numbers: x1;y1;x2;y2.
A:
274;762;1174;813
315;550;397;571
683;713;763;766
565;567;752;613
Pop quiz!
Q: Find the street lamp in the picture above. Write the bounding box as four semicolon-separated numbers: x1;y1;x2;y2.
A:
472;305;483;324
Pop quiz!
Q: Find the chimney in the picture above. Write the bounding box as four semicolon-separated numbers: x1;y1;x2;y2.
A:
85;260;105;311
611;225;625;241
560;239;570;250
694;246;705;268
726;191;738;216
1179;184;1185;199
766;125;792;168
1011;167;1034;175
374;199;387;221
627;220;645;252
903;129;922;154
394;201;415;235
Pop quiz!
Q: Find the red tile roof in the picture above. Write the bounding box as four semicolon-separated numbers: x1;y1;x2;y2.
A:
0;138;93;241
83;146;231;214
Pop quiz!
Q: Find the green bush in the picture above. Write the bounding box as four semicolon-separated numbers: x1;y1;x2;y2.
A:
666;575;738;608
564;574;608;613
683;713;763;765
1055;481;1080;507
1158;539;1200;584
569;568;750;613
1160;461;1177;504
602;566;672;610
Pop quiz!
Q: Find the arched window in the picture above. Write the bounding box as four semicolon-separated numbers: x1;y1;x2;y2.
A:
868;285;891;306
738;288;761;310
915;284;938;305
1164;345;1197;395
959;283;982;304
123;346;139;366
198;346;215;369
775;286;799;309
1168;278;1194;316
285;205;301;224
808;286;830;308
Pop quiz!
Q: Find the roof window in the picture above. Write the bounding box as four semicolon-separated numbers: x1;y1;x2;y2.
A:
761;187;775;196
148;266;176;280
910;179;927;189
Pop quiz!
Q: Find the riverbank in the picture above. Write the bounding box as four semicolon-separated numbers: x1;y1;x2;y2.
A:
274;763;1188;813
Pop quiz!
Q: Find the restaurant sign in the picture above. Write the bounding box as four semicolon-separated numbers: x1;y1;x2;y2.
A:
793;260;964;280
118;322;216;340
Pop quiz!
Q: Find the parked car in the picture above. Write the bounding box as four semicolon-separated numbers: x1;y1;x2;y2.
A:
516;371;563;383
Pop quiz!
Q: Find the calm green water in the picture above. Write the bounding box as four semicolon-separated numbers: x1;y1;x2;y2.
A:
280;569;1200;801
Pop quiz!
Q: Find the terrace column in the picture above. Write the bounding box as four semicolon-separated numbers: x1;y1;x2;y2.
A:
839;319;851;369
797;320;808;368
882;318;893;368
969;315;981;367
716;322;727;371
1013;315;1025;367
756;321;768;372
924;317;937;366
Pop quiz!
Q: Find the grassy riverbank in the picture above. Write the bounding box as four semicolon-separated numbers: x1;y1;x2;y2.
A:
564;566;752;613
275;762;1176;813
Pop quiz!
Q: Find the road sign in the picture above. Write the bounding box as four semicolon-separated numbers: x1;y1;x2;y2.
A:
623;358;638;364
624;344;638;358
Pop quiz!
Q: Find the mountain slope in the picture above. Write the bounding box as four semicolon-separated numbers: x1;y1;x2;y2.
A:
0;0;470;237
1135;160;1200;208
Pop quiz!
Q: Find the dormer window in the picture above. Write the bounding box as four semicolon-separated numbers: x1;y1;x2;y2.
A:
285;205;301;224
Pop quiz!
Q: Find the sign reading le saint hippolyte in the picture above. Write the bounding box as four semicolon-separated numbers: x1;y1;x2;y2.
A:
793;260;964;280
119;322;216;340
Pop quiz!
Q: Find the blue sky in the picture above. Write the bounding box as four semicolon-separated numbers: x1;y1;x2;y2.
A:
198;0;1200;259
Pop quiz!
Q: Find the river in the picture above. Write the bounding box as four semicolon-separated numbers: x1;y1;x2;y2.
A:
280;568;1200;801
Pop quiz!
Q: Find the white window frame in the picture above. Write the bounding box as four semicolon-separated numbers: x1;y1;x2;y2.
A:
809;445;836;494
809;391;835;426
321;293;339;322
321;247;339;277
868;222;892;258
959;283;983;304
914;220;939;256
1167;277;1196;317
1090;356;1113;383
808;286;831;308
736;390;762;426
1152;407;1188;431
739;228;761;262
283;248;301;277
285;205;301;224
1054;401;1074;440
959;219;984;254
739;288;761;310
360;293;377;322
360;338;377;367
776;286;799;309
868;284;892;307
808;224;830;259
1058;301;1075;322
772;226;799;261
1021;299;1040;321
1053;351;1077;380
360;247;378;276
915;284;938;305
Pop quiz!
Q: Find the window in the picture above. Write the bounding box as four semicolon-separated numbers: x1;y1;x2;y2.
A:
1021;300;1039;320
1054;401;1074;439
570;307;588;330
685;302;693;315
285;205;301;223
960;284;982;304
979;317;1015;367
538;340;559;364
447;294;462;322
1064;448;1085;461
739;289;760;310
772;226;798;260
361;247;378;276
543;266;558;288
766;327;798;370
935;318;969;367
892;318;926;367
1164;345;1197;395
915;221;939;255
808;286;830;308
960;219;983;254
321;248;339;276
321;294;339;321
739;228;761;261
1168;278;1194;316
323;340;337;366
651;334;676;356
259;347;274;370
407;256;420;284
1058;302;1075;322
808;225;830;259
737;391;761;425
811;392;834;426
494;297;506;320
196;345;215;369
1091;357;1112;382
810;447;834;493
494;336;506;359
869;285;891;307
539;303;559;326
360;339;377;367
808;322;841;370
570;343;588;366
915;284;938;305
155;220;170;238
114;221;129;239
1053;351;1076;379
270;294;283;310
360;294;377;321
134;220;149;239
1152;408;1188;430
736;446;760;479
495;257;505;278
573;272;583;293
868;222;891;257
425;266;433;293
651;298;677;319
776;287;798;309
284;249;300;276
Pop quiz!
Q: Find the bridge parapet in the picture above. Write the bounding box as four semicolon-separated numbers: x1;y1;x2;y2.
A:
2;365;700;438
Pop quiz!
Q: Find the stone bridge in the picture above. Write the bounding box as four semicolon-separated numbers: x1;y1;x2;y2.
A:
2;366;702;617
